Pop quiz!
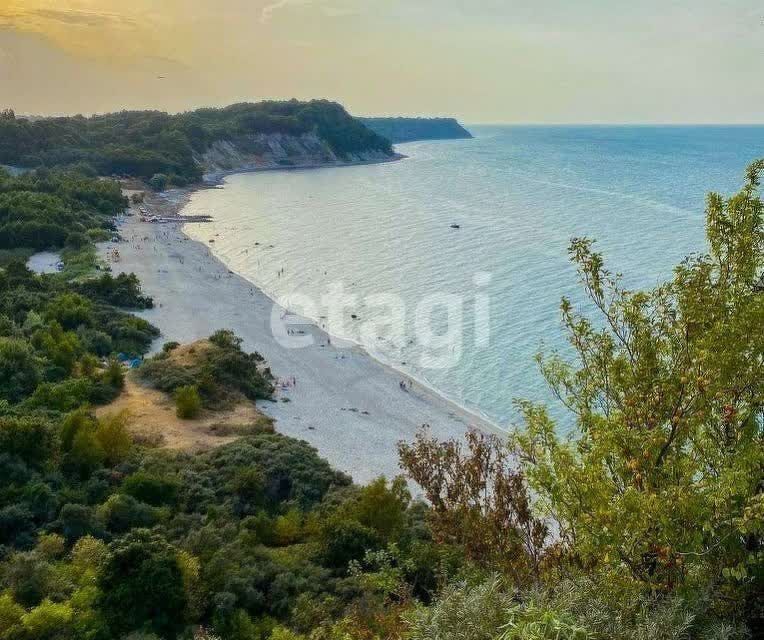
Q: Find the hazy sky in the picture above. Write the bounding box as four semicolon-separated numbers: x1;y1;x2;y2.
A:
1;1;762;122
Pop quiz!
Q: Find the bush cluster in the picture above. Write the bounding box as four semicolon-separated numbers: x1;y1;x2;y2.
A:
139;330;274;409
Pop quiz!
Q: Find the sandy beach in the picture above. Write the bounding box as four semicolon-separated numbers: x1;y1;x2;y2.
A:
102;184;498;484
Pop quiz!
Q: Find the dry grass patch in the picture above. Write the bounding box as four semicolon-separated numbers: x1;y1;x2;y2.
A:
95;373;273;453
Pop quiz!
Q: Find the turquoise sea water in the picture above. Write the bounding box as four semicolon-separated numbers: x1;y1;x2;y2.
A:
183;126;764;428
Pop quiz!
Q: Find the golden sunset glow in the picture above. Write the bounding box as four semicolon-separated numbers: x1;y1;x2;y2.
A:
1;1;763;121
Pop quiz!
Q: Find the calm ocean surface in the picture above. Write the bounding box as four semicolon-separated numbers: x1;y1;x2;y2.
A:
183;126;764;428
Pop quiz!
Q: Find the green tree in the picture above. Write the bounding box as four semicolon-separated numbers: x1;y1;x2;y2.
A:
31;322;81;374
20;600;74;640
175;385;202;419
0;592;24;639
321;516;381;569
352;476;411;541
148;173;168;191
102;357;125;389
122;472;179;507
95;411;132;465
512;162;764;613
97;494;156;533
45;293;92;331
69;428;106;476
0;338;40;403
98;530;188;638
0;416;54;470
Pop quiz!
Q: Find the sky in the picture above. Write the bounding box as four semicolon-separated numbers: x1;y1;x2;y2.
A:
0;1;763;123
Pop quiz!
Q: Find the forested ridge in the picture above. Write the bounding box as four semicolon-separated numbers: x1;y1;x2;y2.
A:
359;117;472;144
0;158;761;640
0;101;393;188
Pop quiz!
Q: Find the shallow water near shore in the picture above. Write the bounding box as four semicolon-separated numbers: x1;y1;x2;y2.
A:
183;125;764;428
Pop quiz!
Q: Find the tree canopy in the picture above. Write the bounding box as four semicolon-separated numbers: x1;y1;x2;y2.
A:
0;101;393;186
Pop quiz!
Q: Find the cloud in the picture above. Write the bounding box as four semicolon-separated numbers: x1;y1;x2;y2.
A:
0;5;135;30
29;8;136;28
259;0;358;24
260;0;308;24
322;6;358;18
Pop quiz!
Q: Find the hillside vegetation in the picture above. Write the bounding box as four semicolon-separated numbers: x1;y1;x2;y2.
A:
138;333;275;411
0;101;393;187
0;155;761;640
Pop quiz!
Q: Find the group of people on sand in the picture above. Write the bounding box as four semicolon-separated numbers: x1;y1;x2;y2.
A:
279;376;297;389
399;379;412;392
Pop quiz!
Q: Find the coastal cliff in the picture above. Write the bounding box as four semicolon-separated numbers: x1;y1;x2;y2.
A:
0;100;395;186
198;132;396;176
360;117;472;143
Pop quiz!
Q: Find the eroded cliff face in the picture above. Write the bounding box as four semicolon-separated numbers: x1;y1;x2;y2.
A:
198;132;394;176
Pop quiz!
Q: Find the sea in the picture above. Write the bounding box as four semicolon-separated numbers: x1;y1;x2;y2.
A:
183;125;764;429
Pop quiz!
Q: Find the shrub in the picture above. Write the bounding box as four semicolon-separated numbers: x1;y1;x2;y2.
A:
21;599;74;639
0;592;24;638
3;551;54;608
102;357;125;389
95;411;132;465
175;385;202;419
44;293;92;331
138;358;195;393
36;534;65;559
0;416;54;470
0;337;41;403
274;508;303;546
61;412;100;457
77;272;153;309
68;428;106;476
148;173;168;191
98;530;187;638
0;505;36;548
399;429;547;584
404;577;515;640
65;231;90;249
98;494;157;533
27;378;94;412
70;536;109;580
77;327;113;357
57;504;100;544
321;517;381;569
352;476;411;541
139;333;273;409
122;472;179;507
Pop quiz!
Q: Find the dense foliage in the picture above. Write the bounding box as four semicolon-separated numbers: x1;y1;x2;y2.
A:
0;168;125;253
0;268;157;413
0;102;393;186
0;167;451;640
0;411;461;639
139;330;275;410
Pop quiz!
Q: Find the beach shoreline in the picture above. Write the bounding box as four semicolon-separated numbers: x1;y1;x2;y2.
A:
202;151;408;185
105;164;500;483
